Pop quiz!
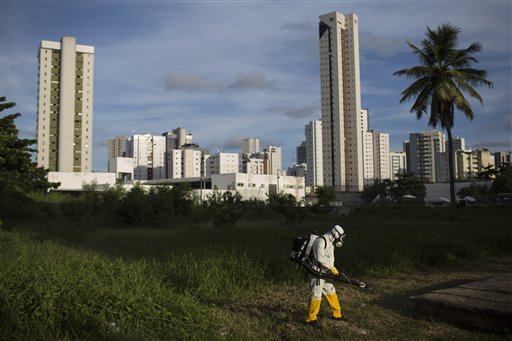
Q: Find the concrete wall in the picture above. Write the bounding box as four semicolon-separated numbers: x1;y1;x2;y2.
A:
211;173;305;201
48;171;116;191
425;182;491;203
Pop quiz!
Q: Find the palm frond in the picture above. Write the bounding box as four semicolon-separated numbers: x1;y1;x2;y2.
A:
452;77;484;104
393;66;433;79
450;69;494;89
398;77;431;103
410;85;433;120
451;86;474;119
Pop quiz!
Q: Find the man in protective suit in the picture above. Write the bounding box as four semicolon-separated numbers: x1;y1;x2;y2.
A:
305;225;346;326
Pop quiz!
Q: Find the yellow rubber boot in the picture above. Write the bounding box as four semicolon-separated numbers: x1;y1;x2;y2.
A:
325;293;342;318
305;299;322;322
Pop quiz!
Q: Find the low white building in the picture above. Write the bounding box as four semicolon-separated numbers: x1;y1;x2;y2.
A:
108;157;134;181
210;173;305;201
48;171;306;203
48;172;117;191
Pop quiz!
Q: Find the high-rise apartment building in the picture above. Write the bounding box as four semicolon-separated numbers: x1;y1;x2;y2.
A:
287;164;307;178
242;138;260;155
182;149;202;178
206;153;239;176
126;134;166;180
494;151;511;168
403;140;411;172
389;151;407;180
372;130;390;181
296;141;307;164
162;127;195;178
319;11;364;192
241;156;265;175
36;36;94;172
408;130;446;183
451;150;478;181
168;146;204;179
107;135;127;174
305;120;323;188
363;131;374;186
439;148;495;182
163;127;193;150
447;136;465;151
108;135;127;160
264;146;282;175
360;109;374;186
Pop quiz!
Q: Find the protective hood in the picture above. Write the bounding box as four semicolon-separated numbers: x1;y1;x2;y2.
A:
330;225;345;248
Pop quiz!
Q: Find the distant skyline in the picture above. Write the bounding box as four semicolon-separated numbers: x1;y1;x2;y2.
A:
1;1;510;171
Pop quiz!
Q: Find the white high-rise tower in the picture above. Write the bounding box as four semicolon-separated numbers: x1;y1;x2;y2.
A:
319;11;364;192
242;138;260;155
305;120;323;187
36;36;94;172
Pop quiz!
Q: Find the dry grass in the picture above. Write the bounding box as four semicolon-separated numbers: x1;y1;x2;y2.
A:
213;257;511;340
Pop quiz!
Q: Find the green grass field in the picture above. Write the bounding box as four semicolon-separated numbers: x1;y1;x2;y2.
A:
1;206;511;340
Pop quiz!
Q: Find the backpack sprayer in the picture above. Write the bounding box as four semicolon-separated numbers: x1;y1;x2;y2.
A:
290;232;368;289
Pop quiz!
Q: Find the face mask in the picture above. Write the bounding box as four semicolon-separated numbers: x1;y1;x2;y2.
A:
334;235;345;248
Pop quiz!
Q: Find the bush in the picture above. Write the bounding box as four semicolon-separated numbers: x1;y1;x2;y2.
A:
118;186;155;226
266;192;307;224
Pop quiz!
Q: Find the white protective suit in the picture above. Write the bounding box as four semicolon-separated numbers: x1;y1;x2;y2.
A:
310;231;337;299
305;226;344;323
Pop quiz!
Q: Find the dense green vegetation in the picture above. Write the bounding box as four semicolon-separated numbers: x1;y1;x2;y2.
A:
1;205;511;340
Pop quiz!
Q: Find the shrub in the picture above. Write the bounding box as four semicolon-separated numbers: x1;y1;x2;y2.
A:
266;192;307;224
118;186;155;226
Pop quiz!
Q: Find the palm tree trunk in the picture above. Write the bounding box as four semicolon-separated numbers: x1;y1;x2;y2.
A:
446;127;456;207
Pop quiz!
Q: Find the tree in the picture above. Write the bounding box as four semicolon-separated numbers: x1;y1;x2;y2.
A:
314;186;336;206
490;163;512;194
266;192;306;224
170;182;194;216
393;24;493;206
362;179;393;204
457;182;490;204
0;97;57;194
389;173;426;202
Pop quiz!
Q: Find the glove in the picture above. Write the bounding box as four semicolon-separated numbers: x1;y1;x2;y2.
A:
330;266;339;275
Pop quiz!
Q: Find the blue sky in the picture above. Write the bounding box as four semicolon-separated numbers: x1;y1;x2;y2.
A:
1;1;511;172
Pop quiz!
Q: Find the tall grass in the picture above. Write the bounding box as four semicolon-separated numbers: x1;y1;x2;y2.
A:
1;206;511;339
0;232;226;340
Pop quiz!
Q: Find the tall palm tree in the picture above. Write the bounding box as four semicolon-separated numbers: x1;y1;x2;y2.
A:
394;24;493;206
